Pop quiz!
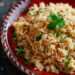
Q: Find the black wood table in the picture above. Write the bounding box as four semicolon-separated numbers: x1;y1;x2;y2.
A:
0;0;27;75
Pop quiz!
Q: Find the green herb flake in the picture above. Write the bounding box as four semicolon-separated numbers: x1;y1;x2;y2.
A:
16;48;24;58
48;14;65;30
28;10;34;15
48;21;57;30
12;31;17;43
24;58;30;65
53;32;61;36
60;38;64;43
65;55;71;67
48;14;57;21
12;32;16;37
36;34;43;41
16;48;30;65
13;38;17;44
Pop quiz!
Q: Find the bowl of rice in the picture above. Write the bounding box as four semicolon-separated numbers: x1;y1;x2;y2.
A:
1;0;75;75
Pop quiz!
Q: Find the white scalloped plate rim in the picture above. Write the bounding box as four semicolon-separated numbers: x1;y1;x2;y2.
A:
1;0;36;75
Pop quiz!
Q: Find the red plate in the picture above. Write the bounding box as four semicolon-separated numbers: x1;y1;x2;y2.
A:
1;0;75;75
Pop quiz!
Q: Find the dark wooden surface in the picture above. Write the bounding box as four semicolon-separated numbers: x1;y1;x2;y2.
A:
0;0;27;75
0;43;27;75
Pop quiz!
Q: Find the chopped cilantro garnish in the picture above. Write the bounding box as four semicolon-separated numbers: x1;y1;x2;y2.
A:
12;32;16;37
53;32;61;36
36;34;43;41
13;38;17;44
65;55;71;67
48;14;65;30
24;58;30;65
48;14;58;21
12;31;17;43
16;48;30;65
16;48;24;58
48;21;57;30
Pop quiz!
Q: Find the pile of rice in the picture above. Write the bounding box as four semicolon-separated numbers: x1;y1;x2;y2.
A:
13;2;75;74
